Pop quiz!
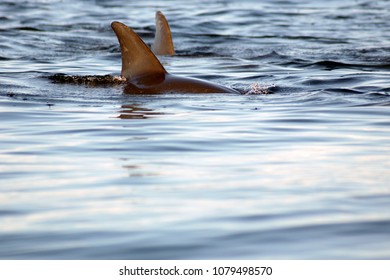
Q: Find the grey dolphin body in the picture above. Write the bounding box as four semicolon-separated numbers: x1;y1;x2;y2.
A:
111;21;239;94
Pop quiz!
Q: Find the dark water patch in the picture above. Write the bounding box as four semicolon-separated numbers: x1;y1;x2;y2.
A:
276;59;312;68
39;24;77;32
254;51;291;61
220;208;348;224
107;44;121;54
267;86;304;94
374;88;390;96
196;9;229;17
13;26;44;32
177;46;225;58
282;36;349;44
0;210;27;217
323;88;363;95
0;56;12;61
307;60;390;71
0;231;132;259
219;219;390;245
309;89;390;106
354;1;388;9
325;15;355;20
354;86;389;94
193;20;228;33
301;76;362;87
352;101;390;107
110;243;206;260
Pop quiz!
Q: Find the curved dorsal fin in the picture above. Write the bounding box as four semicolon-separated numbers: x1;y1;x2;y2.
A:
111;21;167;80
152;11;175;56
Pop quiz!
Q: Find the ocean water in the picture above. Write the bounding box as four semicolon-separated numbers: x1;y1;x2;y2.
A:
0;0;390;259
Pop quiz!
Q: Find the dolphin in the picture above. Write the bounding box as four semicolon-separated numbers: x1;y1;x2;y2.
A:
151;11;175;56
111;21;239;94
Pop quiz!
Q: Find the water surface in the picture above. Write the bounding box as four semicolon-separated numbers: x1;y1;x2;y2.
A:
0;0;390;259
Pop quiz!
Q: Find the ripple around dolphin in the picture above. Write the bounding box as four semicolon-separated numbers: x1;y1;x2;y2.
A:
48;74;127;86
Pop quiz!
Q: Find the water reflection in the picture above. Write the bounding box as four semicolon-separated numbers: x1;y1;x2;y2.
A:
117;104;164;119
120;158;160;177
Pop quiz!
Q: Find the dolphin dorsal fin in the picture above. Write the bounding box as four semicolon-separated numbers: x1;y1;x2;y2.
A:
111;21;167;80
152;11;175;56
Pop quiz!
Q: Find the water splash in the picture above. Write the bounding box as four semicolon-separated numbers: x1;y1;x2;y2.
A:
244;83;275;95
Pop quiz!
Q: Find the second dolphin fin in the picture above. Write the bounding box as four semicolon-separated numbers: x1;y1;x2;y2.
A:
152;11;175;56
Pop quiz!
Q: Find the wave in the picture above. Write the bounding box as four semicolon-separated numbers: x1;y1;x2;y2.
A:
307;60;390;70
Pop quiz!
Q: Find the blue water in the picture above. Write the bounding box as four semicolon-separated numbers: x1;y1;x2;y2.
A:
0;0;390;259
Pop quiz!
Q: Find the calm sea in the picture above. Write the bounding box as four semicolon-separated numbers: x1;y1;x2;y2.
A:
0;0;389;259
